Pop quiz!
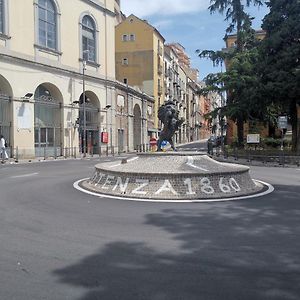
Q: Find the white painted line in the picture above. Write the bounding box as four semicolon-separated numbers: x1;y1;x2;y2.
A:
186;156;209;172
109;163;121;168
127;156;139;162
73;179;274;203
10;172;39;178
109;156;139;168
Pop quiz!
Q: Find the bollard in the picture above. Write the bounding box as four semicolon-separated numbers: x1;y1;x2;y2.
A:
99;146;102;157
74;147;76;159
112;146;115;156
54;147;57;159
106;145;109;156
234;148;238;161
44;146;47;160
15;146;19;163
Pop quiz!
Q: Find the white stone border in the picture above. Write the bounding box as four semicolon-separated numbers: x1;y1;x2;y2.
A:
73;179;274;203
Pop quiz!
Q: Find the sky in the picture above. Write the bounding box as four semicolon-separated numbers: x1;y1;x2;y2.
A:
121;0;269;81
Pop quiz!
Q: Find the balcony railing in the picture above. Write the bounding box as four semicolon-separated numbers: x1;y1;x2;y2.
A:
158;85;162;95
158;65;163;75
157;46;163;56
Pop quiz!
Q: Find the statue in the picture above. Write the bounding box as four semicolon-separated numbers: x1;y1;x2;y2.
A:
157;100;184;151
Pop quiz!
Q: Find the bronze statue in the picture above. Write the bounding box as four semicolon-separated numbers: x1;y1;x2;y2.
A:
157;100;184;151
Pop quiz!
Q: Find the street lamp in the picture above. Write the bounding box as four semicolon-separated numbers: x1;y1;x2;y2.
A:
82;49;89;157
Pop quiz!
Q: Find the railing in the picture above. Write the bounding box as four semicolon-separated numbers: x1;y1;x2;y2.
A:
210;147;300;167
2;145;123;162
158;65;163;75
136;144;151;153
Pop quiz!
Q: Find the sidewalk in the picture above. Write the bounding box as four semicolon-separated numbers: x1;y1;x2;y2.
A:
212;153;300;168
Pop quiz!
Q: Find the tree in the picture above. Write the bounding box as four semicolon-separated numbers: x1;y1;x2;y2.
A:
259;0;300;152
209;0;263;50
199;0;263;146
197;9;264;146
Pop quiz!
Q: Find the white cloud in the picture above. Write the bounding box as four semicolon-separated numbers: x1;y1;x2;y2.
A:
152;19;173;30
121;0;210;18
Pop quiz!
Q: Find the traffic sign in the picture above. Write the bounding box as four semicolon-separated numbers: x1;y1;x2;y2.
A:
278;116;288;129
247;134;260;144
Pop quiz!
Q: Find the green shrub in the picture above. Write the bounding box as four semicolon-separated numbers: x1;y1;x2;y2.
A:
261;137;290;148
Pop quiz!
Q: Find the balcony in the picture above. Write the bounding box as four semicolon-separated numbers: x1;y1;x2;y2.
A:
158;65;163;75
158;85;163;95
157;46;163;56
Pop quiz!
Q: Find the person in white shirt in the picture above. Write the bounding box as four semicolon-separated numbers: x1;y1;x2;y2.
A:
0;135;9;162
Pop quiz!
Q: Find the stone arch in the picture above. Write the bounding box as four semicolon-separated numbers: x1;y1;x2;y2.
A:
0;75;13;145
78;90;100;155
33;83;63;155
133;104;141;149
0;75;13;97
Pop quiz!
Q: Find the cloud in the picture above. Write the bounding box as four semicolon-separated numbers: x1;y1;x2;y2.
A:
152;19;173;30
122;0;210;18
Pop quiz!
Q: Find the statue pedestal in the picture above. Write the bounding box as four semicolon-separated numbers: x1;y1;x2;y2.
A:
79;152;268;201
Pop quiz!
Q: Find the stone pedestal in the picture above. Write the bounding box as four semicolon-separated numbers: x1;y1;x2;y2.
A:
80;152;264;200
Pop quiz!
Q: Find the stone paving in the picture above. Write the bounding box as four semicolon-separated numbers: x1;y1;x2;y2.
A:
81;152;264;200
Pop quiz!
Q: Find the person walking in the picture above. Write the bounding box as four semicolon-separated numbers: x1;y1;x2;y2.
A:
0;135;9;163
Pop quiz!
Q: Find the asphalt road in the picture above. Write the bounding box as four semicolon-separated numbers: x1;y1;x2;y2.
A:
0;144;300;300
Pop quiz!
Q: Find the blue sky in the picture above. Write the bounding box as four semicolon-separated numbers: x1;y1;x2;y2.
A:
121;0;269;80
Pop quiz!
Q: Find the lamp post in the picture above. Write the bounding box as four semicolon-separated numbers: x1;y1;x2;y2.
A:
82;50;89;157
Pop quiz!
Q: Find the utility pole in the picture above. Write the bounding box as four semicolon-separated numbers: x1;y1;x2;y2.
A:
82;50;89;157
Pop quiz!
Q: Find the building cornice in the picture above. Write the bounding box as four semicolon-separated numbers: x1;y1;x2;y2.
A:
0;52;116;87
0;52;154;103
114;81;154;103
80;0;115;17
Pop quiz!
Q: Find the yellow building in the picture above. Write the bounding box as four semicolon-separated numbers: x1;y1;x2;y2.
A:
0;0;117;158
115;14;165;131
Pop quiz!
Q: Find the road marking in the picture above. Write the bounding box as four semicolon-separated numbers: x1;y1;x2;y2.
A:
10;172;39;178
109;156;139;168
186;156;209;172
73;179;274;203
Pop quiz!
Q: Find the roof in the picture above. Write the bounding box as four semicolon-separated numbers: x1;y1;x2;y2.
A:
118;14;165;42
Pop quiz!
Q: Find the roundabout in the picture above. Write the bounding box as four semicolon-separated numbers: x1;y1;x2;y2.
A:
74;152;274;202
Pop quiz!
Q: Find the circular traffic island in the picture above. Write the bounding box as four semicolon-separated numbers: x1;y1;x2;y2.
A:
77;152;272;202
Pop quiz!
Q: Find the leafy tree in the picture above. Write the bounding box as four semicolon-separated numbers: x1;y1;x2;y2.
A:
209;0;263;50
259;0;300;152
197;0;263;146
197;15;263;146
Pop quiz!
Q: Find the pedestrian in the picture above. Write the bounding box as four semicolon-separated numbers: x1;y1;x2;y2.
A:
0;135;9;163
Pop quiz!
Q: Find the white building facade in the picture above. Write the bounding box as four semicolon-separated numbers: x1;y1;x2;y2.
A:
0;0;118;158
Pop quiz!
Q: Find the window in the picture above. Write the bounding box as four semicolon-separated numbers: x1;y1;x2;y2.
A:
122;34;128;42
38;0;57;49
122;58;128;65
82;15;96;62
123;78;128;85
0;0;4;33
129;34;135;41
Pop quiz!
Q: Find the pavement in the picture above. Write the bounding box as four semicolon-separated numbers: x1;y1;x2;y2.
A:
1;139;299;168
